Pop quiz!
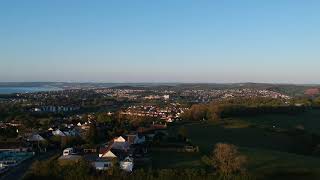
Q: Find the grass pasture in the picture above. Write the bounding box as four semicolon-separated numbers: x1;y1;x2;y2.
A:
151;151;203;169
181;122;294;154
237;109;320;134
151;111;320;179
243;147;320;179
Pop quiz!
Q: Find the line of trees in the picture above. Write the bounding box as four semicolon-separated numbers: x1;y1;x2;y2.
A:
182;97;307;121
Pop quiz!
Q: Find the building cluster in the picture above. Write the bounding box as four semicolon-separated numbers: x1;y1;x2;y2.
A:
144;95;170;100
181;88;291;103
57;123;168;172
31;106;80;113
0;86;296;176
95;89;146;100
95;88;174;101
0;112;169;174
120;103;187;122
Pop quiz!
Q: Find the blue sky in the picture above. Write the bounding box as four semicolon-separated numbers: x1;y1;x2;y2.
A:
1;0;320;83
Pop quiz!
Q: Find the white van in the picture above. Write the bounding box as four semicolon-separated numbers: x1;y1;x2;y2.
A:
63;148;74;156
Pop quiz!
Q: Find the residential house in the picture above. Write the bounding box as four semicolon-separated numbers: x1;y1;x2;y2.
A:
26;134;45;142
52;129;66;137
52;128;78;137
99;147;117;159
111;136;130;151
126;134;146;145
120;157;134;172
92;160;113;171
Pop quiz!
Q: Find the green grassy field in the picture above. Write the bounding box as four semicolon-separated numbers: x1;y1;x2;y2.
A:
181;121;294;154
237;109;320;134
151;151;203;169
243;147;320;179
151;111;320;179
151;147;320;179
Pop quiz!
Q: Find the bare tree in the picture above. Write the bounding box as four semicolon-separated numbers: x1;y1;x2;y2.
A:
212;143;247;175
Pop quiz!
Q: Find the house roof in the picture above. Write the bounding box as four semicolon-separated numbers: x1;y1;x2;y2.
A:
52;129;66;136
111;141;130;150
27;134;46;142
99;146;112;155
99;145;117;158
114;136;126;142
99;144;117;158
101;150;117;158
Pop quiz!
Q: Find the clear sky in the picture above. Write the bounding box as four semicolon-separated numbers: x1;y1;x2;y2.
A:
1;0;320;83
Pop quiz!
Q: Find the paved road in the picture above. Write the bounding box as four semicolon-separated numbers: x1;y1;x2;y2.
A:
0;151;58;180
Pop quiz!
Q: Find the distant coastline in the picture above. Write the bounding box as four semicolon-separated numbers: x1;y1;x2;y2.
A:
0;86;62;94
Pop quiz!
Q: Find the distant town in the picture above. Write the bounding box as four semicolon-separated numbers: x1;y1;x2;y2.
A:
1;83;320;179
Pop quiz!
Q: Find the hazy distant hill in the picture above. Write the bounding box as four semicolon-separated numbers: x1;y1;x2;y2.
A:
0;82;319;97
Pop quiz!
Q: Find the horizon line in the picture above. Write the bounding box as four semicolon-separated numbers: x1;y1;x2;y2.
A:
0;81;319;86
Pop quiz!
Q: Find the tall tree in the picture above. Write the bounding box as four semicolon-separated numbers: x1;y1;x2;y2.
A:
86;123;98;145
212;143;247;175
